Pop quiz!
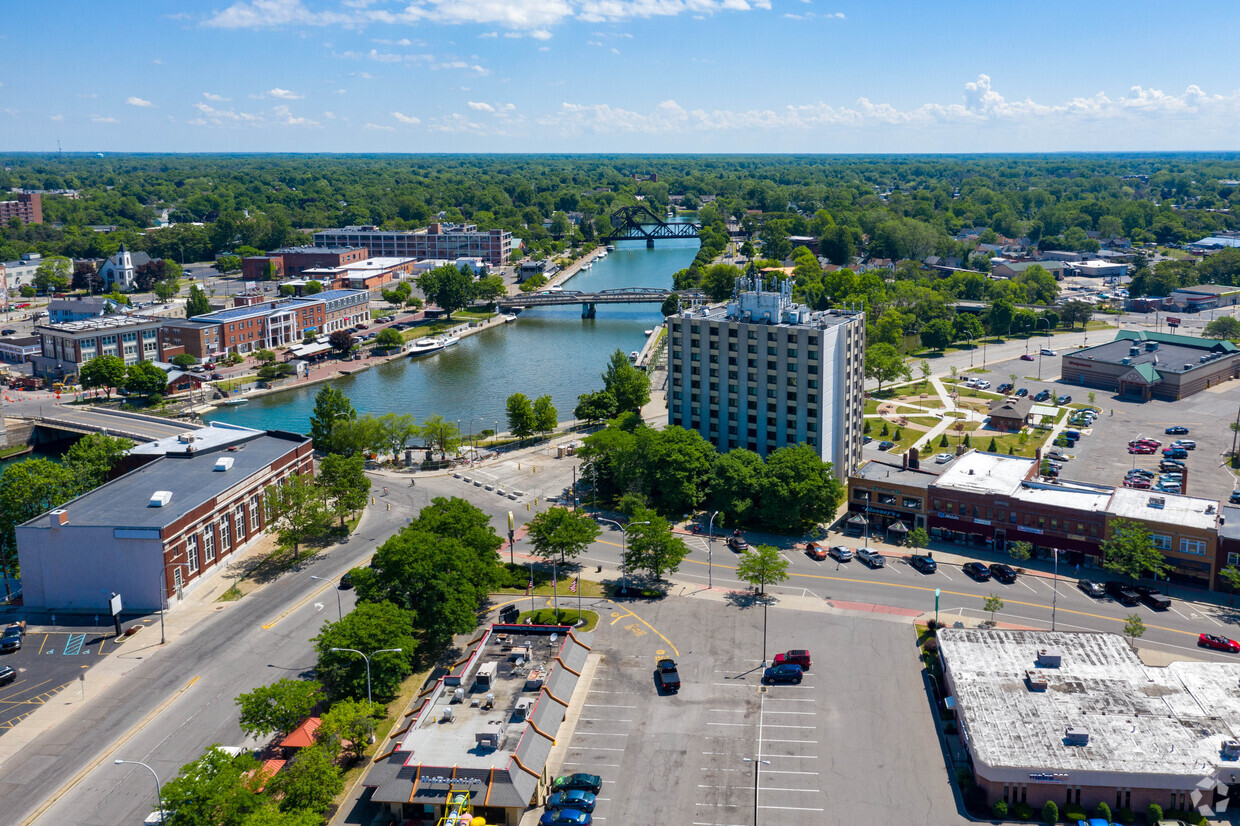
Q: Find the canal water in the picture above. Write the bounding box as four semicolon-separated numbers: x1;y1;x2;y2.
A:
202;235;699;435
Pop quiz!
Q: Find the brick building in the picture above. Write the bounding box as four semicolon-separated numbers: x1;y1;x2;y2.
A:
313;224;514;267
1060;330;1240;402
30;315;163;381
0;193;43;226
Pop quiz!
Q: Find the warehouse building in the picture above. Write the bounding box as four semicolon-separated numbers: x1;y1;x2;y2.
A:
1060;330;1240;402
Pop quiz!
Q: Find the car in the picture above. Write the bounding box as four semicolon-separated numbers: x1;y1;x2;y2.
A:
551;774;603;795
1133;586;1171;610
1014;387;1029;396
0;625;21;653
806;542;828;560
1128;445;1156;455
1041;347;1057;356
1231;490;1240;505
975;380;991;389
1064;429;1081;440
1154;484;1181;494
934;452;953;464
997;383;1013;393
726;534;749;552
989;563;1018;584
1034;390;1052;402
1199;634;1240;653
656;657;681;692
1124;478;1152;489
762;663;804;685
1045;450;1070;462
1163;448;1188;459
963;562;991;581
539;809;592;826
773;649;812;669
0;664;14;686
1020;354;1035;361
1171;440;1196;450
862;435;873;444
1057;395;1073;405
828;545;854;562
909;554;937;574
546;791;597;813
1165;426;1190;435
1160;459;1186;471
0;329;16;336
878;440;895;451
209;372;223;380
339;572;353;589
857;548;886;568
1077;580;1106;598
1125;469;1154;478
1105;581;1140;606
1131;438;1161;448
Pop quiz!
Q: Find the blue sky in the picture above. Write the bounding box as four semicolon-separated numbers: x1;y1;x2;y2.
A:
3;0;1239;153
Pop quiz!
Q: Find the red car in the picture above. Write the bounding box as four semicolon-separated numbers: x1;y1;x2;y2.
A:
1128;446;1156;455
1199;634;1240;653
1020;354;1035;361
806;542;828;561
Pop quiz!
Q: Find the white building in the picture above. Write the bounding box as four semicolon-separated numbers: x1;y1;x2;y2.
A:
97;244;152;291
665;279;865;480
1073;260;1129;279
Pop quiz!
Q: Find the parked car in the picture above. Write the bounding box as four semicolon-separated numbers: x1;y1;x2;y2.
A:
762;663;804;685
998;383;1013;393
1041;347;1057;356
539;809;592;826
339;571;354;589
963;562;991;581
551;774;603;795
656;657;681;693
806;542;828;561
1128;445;1156;455
975;380;991;389
1171;440;1196;450
0;664;14;686
1064;429;1082;440
1133;586;1171;610
862;435;873;444
1200;634;1240;653
1231;490;1240;505
0;625;21;653
1034;390;1052;402
1162;448;1189;459
1045;450;1070;462
878;440;895;451
727;534;748;552
1124;478;1152;489
1165;426;1190;435
1020;354;1035;361
934;452;953;464
857;548;886;568
1077;580;1106;598
1160;459;1186;471
989;563;1018;584
0;329;16;336
1105;581;1140;606
828;546;854;562
773;649;812;670
1015;387;1029;396
546;791;597;813
1057;395;1073;405
1131;438;1162;448
909;554;937;574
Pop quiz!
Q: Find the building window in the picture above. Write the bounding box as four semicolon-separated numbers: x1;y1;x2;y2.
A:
903;498;921;510
1151;534;1172;550
203;526;216;562
235;505;246;539
1180;538;1206;556
188;537;200;574
1229;552;1240;567
220;517;231;555
250;495;261;530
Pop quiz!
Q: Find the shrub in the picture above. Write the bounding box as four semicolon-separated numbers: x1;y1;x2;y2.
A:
1162;809;1206;826
923;638;939;654
1145;803;1163;824
1041;800;1057;824
963;434;972;448
925;619;938;632
992;800;1009;818
863;420;871;434
1062;803;1086;823
987;437;998;452
880;421;890;436
1093;801;1110;823
1012;801;1033;821
939;434;949;447
1114;806;1135;825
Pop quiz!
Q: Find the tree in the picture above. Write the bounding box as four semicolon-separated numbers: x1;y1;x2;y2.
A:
819;225;856;266
864;343;910;392
71;260;103;293
264;474;330;555
953;313;984;345
987;298;1014;337
239;802;323;826
1219;565;1240;593
160;747;264;826
254;348;277;365
736;544;790;596
317;453;370;526
373;412;419;463
375;328;403;348
919;360;931;387
317;697;376;762
660;293;681;317
1101;518;1171;581
574;390;617;426
601;349;651;414
405;496;503;564
270;745;343;815
473;275;506;303
186;284;211;317
533;394;558;439
328;330;355;354
123;361;168;398
623;507;688;582
419;414;459;460
706;449;763;526
33;255;71;293
1204;316;1240;340
308;385;356;454
216;254;242;273
171;353;198;369
1041;800;1058;825
78;354;127;399
506;392;537;443
700;263;741;301
983;594;1004;625
908;527;929;548
313;602;416;701
920;318;954;351
754;444;844;533
304;280;323;295
64;433;132;491
1008;540;1032;562
236;678;323;739
0;458;79;559
417;264;475;316
526;506;601;563
1123;612;1146;649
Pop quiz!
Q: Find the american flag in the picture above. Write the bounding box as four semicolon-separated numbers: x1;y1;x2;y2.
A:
570;577;578;594
525;580;533;595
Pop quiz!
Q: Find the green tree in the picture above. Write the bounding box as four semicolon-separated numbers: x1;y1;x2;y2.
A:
0;458;79;562
473;275;506;303
1204;316;1240;340
406;496;503;563
706;449;763;527
864;342;911;392
919;318;954;351
660;294;681;316
1123;613;1145;649
1219;566;1240;593
506;392;537;443
983;594;1004;625
987;298;1014;337
819;225;856;266
171;353;198;369
700;263;741;301
317;453;369;526
153;276;180;303
235;678;323;739
417;264;475;316
533;394;558;438
623;507;688;582
186;284;211;316
123;361;168;398
601;349;651;414
574;390;617;426
216;254;242;273
919;360;931;387
159;747;264;825
254;348;277;365
1101;518;1171;581
313;601;416;700
33;255;71;293
526;506;601;563
376;412;419;463
907;526;929;548
1042;800;1058;825
328;330;355;354
419;414;460;460
317;697;376;762
78;354;127;399
64;433;132;490
735;544;790;596
308;385;356;454
755;444;844;533
264;474;330;555
240;802;323;826
375;328;403;348
270;745;343;815
1008;540;1032;562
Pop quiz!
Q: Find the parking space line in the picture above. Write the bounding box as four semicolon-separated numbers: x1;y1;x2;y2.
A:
763;724;816;729
762;710;814;715
707;722;747;727
937;570;954;581
764;697;814;703
763;754;817;759
761;786;821;793
578;718;632;723
758;805;824;812
701;767;746;772
1169;606;1192;622
765;770;820;775
570;745;626;751
1017;579;1038;594
762;738;818;744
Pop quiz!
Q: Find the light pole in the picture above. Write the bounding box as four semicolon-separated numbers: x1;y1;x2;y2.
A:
934;588;940;627
159;561;191;645
962;331;974;368
1036;317;1051;381
706;510;720;589
743;757;770;826
596;518;649;596
310;575;342;620
1051;548;1060;631
115;759;164;822
331;647;402;740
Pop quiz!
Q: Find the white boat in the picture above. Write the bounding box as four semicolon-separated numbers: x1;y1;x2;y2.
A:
546;285;563;292
440;335;460;347
643;329;654;336
503;313;518;323
407;338;445;357
606;244;615;252
630;350;640;360
222;397;249;406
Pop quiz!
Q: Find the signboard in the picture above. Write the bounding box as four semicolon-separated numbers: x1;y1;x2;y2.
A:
1166;317;1182;327
419;776;482;791
1029;772;1069;784
109;592;123;617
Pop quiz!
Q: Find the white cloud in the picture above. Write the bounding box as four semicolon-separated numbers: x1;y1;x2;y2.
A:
428;112;487;134
338;47;434;62
204;0;359;28
126;96;156;107
434;61;490;75
203;92;231;101
364;122;396;131
323;111;337;119
90;115;119;123
267;87;304;99
479;31;498;37
153;58;165;65
192;102;262;125
49;114;64;121
611;47;620;55
393;111;421;124
467;101;495;112
273;104;320;126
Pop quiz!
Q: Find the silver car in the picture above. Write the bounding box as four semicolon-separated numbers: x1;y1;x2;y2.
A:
857;548;886;568
828;546;854;562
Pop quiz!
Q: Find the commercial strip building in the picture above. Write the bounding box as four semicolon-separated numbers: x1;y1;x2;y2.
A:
1060;330;1240;402
240;246;369;281
0;193;43;226
665;281;865;481
363;624;593;826
0;335;40;364
30;314;163;381
314;223;515;267
939;629;1240;815
16;425;312;613
1166;284;1240;312
846;456;939;538
299;256;418;292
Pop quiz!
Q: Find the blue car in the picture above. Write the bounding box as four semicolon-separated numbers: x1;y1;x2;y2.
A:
546;791;596;813
762;663;804;685
540;809;592;826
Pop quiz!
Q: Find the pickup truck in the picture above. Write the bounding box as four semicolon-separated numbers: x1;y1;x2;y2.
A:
656;658;681;693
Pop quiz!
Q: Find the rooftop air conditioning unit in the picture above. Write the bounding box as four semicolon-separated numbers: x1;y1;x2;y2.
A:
476;731;500;749
1148;497;1166;509
1121;358;1131;365
440;707;455;723
177;432;196;444
1129;347;1141;356
452;687;465;703
214;457;234;472
149;491;173;508
1065;727;1090;746
1037;649;1062;668
1224;739;1240;760
1026;670;1049;691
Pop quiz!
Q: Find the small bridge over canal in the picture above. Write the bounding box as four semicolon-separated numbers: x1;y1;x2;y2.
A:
498;288;704;318
603;205;701;247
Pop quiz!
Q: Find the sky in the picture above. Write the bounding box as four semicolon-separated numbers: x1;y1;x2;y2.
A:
3;0;1240;153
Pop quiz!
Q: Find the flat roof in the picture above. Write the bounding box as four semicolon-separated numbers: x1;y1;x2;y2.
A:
1009;479;1113;513
940;629;1240;783
36;315;158;333
932;450;1034;496
852;460;940;489
1069;334;1236;375
274;245;367;255
1172;283;1240;296
1106;486;1219;530
1221;505;1240;541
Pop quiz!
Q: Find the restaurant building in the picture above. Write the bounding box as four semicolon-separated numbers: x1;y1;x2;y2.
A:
846;456;938;540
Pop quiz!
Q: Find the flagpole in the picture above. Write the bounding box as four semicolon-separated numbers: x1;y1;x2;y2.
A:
553;562;559;622
576;577;581;621
528;561;535;618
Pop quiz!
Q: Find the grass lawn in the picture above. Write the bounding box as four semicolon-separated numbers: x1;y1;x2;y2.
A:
971;429;1045;458
216;375;256;392
518;608;600;632
455;310;497;321
496;578;606;598
902;415;944;429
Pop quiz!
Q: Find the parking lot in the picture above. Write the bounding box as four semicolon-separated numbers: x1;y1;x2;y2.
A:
0;629;118;732
558;596;957;825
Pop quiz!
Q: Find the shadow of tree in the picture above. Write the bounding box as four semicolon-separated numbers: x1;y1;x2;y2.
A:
723;590;774;610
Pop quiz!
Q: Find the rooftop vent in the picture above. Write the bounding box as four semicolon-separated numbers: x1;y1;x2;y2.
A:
1037;648;1062;668
1065;727;1090;746
214;457;234;472
1146;341;1158;351
1026;670;1049;692
968;469;975;475
177;432;197;444
1148;496;1166;509
1223;739;1240;760
1207;504;1216;514
1121;358;1132;365
440;707;455;723
1129;346;1141;356
149;491;173;508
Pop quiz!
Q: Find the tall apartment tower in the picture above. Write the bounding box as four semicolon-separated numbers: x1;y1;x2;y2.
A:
666;280;865;481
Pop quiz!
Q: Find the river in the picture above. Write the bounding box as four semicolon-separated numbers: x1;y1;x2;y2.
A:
202;234;699;435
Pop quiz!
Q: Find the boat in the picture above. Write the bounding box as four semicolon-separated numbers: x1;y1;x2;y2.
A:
643;329;654;336
440;335;461;347
606;244;615;252
503;313;518;323
630;350;640;360
407;338;445;357
222;397;249;406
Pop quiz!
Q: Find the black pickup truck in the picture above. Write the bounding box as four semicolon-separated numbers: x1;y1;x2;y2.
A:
656;658;681;693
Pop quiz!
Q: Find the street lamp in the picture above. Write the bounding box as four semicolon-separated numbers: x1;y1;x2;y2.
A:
742;757;771;826
1036;317;1051;381
331;646;402;740
1050;548;1060;631
115;759;164;822
159;562;192;645
310;575;342;620
706;510;720;589
962;331;974;368
596;518;649;596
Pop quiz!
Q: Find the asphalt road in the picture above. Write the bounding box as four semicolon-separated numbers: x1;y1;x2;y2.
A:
0;630;118;732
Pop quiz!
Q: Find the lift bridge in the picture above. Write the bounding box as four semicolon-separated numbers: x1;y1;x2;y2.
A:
603;204;701;247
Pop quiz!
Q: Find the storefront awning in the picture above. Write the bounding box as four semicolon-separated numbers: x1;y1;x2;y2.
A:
887;521;909;534
846;514;869;526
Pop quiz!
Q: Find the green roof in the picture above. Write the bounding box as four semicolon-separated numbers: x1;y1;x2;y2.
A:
1114;328;1239;353
1131;363;1162;384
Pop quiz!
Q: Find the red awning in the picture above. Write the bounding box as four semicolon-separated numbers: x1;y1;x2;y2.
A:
279;717;321;749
